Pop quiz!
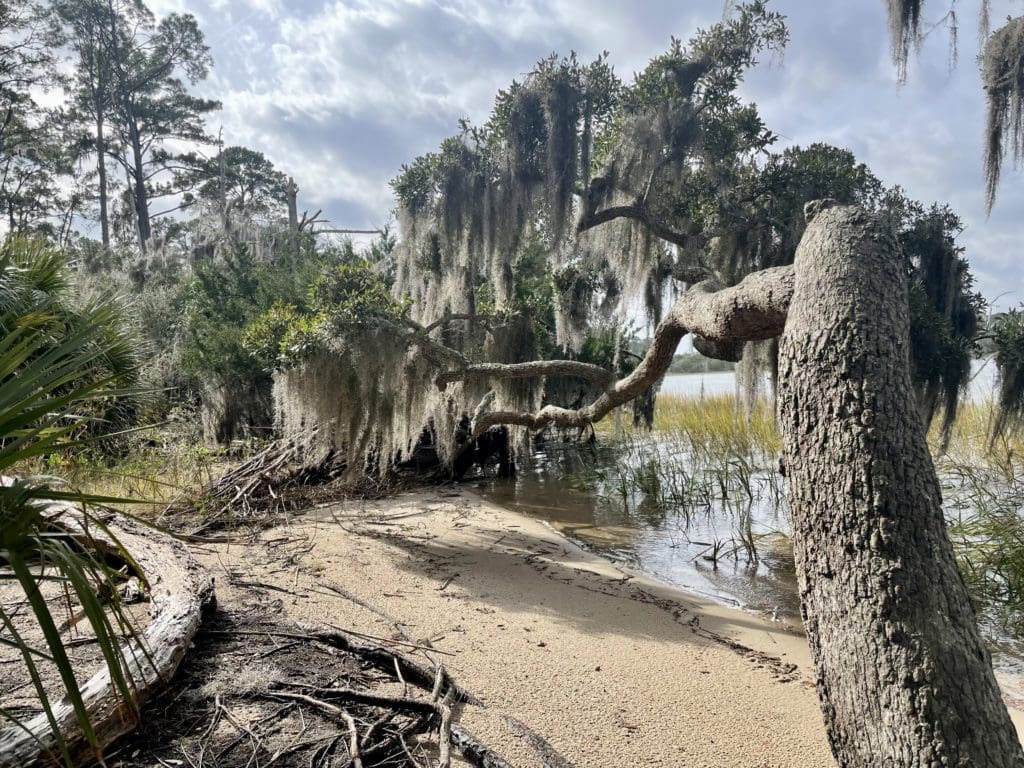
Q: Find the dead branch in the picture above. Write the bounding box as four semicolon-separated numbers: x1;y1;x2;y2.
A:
271;685;441;717
450;725;517;768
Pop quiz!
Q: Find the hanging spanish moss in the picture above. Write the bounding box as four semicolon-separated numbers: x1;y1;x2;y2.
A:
543;68;581;244
735;340;774;414
982;16;1024;212
887;0;925;81
279;5;795;475
990;308;1024;442
899;209;981;447
272;327;472;477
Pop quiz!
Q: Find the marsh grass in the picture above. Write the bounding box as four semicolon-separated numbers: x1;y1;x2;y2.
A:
577;394;785;568
10;411;249;514
932;399;1024;631
589;393;1024;625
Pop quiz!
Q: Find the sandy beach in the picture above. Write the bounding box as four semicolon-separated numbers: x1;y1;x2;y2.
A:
188;489;1024;767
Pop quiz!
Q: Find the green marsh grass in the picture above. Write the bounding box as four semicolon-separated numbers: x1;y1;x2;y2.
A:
589;392;1024;623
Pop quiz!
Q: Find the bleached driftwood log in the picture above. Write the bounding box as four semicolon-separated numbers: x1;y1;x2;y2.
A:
0;503;214;767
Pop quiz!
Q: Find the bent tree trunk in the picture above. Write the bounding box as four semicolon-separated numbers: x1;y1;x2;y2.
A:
409;202;1022;764
778;205;1024;767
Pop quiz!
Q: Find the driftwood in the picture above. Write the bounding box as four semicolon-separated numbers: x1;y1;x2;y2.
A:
0;502;215;767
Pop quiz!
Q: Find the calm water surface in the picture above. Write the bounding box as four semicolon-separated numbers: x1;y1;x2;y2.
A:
479;359;1024;702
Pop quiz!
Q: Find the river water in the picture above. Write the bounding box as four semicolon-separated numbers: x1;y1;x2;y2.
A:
659;359;999;401
479;359;1024;702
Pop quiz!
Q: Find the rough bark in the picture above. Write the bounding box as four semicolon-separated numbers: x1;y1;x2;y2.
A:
127;118;149;249
777;205;1024;767
436;202;1024;766
0;503;215;767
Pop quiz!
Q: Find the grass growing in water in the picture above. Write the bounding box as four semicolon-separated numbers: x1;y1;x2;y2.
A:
584;394;784;568
933;399;1024;632
589;393;1024;630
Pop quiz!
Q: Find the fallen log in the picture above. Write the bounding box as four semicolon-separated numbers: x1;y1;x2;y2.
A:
0;502;215;767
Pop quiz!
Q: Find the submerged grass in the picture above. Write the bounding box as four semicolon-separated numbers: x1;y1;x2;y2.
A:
587;392;1024;627
581;394;785;568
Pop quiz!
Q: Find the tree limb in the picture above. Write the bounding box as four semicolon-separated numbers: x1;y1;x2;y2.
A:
577;200;702;250
436;360;615;391
462;264;795;436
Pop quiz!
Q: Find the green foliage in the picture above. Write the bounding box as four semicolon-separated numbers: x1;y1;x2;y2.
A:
245;255;411;369
0;235;146;764
990;307;1024;440
668;353;735;374
178;145;288;216
51;0;220;247
0;1;72;239
0;237;140;436
895;201;983;443
180;243;316;382
736;143;883;275
310;260;412;322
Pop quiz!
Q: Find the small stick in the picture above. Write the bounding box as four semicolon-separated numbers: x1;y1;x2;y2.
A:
339;709;364;768
271;685;439;716
437;690;453;768
394;657;409;698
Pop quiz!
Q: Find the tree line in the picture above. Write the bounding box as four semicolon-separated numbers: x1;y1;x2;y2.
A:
0;0;304;253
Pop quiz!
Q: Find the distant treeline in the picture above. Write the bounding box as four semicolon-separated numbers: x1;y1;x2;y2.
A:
667;353;735;374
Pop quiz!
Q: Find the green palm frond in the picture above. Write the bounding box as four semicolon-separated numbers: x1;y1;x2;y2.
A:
0;238;147;765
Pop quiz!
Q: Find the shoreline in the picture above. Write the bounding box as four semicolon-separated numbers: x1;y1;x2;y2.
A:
186;488;1024;765
543;511;1024;713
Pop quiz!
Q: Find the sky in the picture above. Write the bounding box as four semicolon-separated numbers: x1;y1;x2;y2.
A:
146;0;1022;310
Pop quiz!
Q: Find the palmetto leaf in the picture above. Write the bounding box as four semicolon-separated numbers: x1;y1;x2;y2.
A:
0;238;148;764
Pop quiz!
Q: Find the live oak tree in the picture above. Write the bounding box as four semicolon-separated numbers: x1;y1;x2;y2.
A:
262;3;1024;765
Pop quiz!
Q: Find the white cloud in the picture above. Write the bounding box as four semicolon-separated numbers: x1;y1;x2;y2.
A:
148;0;1023;305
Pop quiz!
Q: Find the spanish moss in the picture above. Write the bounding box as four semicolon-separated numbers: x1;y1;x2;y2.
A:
887;0;924;82
982;16;1024;212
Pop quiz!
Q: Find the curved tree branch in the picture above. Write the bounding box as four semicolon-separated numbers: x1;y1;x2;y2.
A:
455;264;795;436
436;360;616;391
577;200;703;250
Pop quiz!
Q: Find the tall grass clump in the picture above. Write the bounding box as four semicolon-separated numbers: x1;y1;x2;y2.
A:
590;391;1024;600
931;397;1024;632
577;393;785;566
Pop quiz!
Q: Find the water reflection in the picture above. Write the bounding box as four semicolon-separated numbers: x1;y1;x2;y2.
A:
479;440;802;619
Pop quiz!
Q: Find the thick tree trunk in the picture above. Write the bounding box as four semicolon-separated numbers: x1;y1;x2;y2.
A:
777;204;1024;767
94;105;109;249
420;202;1023;763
